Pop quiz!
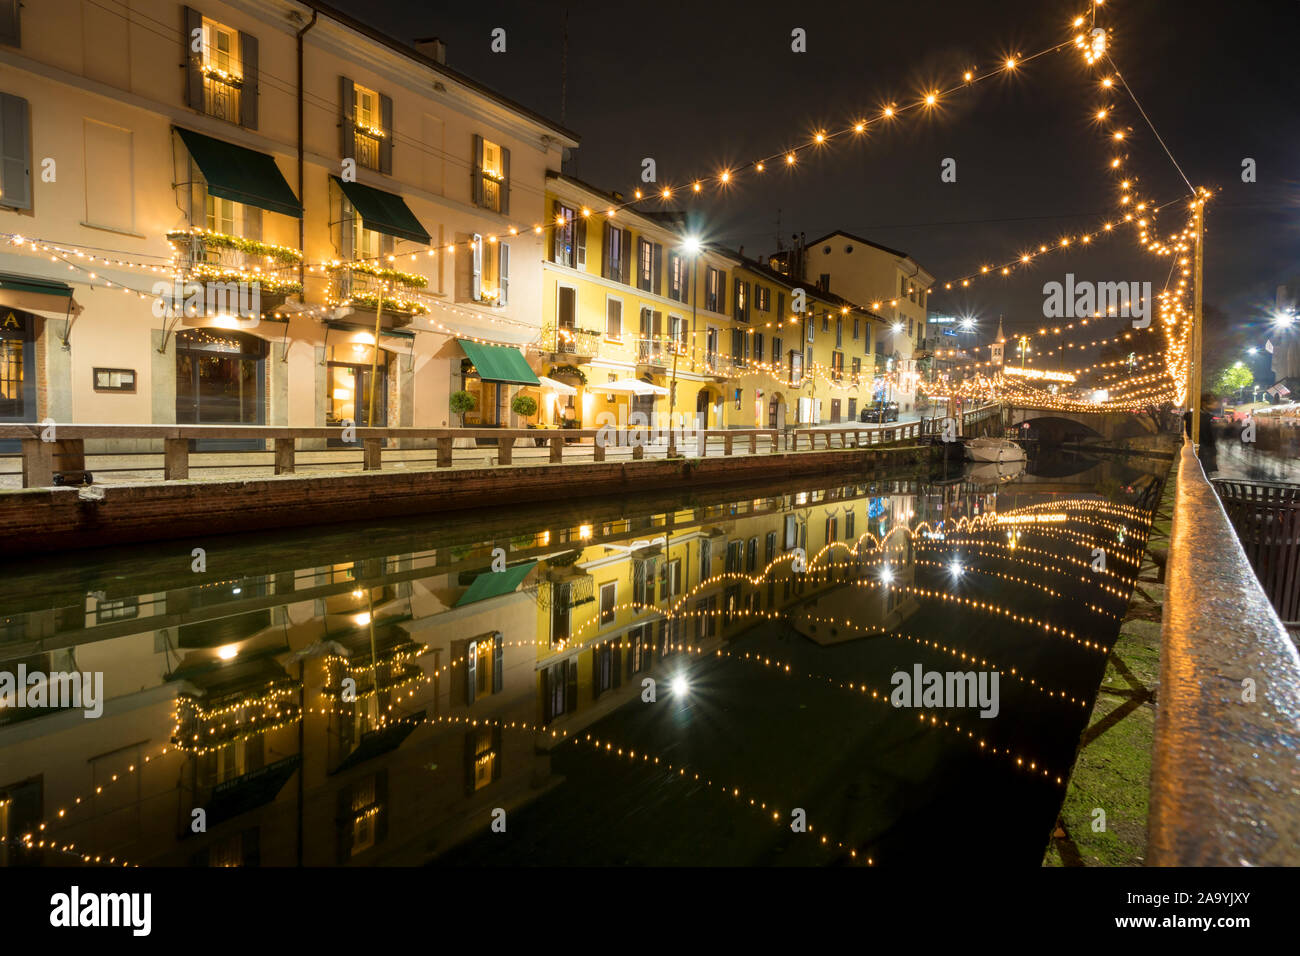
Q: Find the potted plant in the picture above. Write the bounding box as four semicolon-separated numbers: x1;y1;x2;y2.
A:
511;393;538;422
449;390;477;427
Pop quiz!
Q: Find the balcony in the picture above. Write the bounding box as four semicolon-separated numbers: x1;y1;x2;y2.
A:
541;323;601;360
202;69;242;124
326;262;430;325
635;337;684;371
167;230;303;311
353;127;382;170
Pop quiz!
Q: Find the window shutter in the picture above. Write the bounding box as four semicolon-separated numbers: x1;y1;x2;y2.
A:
550;200;561;261
492;632;504;693
183;7;203;110
590;649;602;701
498;243;509;306
339;76;355;161
611;643;622;688
373;770;388;842
566;659;578;712
0;0;19;47
542;666;554;722
652;243;662;295
621;229;632;284
601;222;612;279
378;93;393;174
471;233;482;301
491;727;503;781
575;216;586;267
500;146;510;215
463;732;476;795
0;93;30;210
471;134;484;207
238;32;258;129
717;271;726;313
335;786;353;863
465;639;477;705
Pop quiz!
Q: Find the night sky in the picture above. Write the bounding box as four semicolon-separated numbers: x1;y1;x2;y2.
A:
326;0;1300;373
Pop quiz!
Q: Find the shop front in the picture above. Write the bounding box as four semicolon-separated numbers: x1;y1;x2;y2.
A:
175;328;268;449
457;340;539;435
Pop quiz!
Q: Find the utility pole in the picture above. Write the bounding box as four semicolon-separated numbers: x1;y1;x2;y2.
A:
1190;196;1205;445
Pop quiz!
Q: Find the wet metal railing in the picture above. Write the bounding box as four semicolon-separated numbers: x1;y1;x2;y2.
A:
1149;440;1300;865
1212;478;1300;626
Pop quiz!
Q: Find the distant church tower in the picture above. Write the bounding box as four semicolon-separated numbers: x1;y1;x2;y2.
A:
990;316;1006;366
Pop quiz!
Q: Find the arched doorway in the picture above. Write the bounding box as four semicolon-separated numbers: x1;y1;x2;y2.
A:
696;387;723;429
768;392;786;429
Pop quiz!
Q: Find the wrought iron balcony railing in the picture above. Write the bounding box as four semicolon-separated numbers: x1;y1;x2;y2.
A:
327;263;429;317
542;323;601;358
167;230;303;298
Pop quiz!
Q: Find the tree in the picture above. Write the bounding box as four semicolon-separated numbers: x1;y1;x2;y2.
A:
511;394;538;420
449;390;477;426
1213;364;1253;398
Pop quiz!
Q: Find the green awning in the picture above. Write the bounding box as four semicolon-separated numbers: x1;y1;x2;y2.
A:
0;273;72;297
176;127;303;218
331;175;430;245
459;340;539;386
455;560;537;607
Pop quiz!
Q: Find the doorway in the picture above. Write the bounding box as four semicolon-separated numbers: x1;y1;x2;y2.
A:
175;328;267;450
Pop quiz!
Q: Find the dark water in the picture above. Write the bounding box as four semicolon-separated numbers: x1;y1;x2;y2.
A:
0;449;1164;867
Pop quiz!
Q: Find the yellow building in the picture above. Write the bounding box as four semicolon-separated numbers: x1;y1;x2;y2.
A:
534;173;890;433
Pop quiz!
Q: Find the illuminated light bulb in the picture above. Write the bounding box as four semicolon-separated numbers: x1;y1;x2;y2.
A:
963;71;973;81
1005;57;1017;69
1102;77;1113;87
755;162;764;171
882;106;894;118
661;187;671;198
814;132;825;143
925;93;937;106
1021;254;1031;262
692;182;701;192
854;122;866;132
580;207;591;217
719;170;730;183
785;153;795;164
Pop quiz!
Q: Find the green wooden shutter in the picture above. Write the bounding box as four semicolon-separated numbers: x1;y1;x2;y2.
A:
621;229;632;284
575;216;586;267
339;76;355;161
0;0;19;47
378;93;393;174
471;233;482;300
500;146;510;215
0;93;30;210
492;632;504;693
471;134;484;207
183;7;204;110
601;222;612;279
652;243;663;295
239;31;258;129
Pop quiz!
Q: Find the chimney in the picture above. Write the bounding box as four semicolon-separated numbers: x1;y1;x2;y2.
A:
414;36;447;64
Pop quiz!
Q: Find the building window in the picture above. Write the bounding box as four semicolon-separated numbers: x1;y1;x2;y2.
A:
705;267;723;313
603;222;631;283
756;286;771;311
599;581;616;624
668;252;688;302
845;509;856;539
605;297;623;340
660;558;682;601
0;92;30;211
789;350;803;384
478;240;509;306
772;337;783;364
199;17;244;125
821;313;830;333
352;83;385;170
825;516;838;543
835;317;843;347
853;318;860;340
765;531;776;564
754;333;764;362
746;537;758;572
734;279;749;323
637;238;654;291
699;538;712;579
473;135;509;213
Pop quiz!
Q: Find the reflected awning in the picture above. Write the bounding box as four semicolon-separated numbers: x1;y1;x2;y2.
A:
455;560;537;607
459;340;539;385
331;175;430;244
601;378;669;396
0;274;82;317
175;126;303;218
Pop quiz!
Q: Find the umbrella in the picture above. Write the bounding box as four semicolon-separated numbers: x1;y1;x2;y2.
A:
600;379;670;396
537;375;577;396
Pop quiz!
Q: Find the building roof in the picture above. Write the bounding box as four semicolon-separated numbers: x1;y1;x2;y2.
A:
732;252;889;324
802;229;934;283
297;1;580;145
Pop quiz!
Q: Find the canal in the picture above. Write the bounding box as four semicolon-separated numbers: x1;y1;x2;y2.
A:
0;449;1167;867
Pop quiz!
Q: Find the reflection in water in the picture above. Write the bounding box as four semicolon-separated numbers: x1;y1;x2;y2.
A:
0;452;1165;867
